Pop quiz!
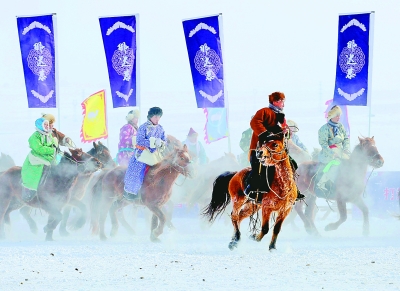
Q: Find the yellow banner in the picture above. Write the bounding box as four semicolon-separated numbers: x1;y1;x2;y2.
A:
80;90;108;142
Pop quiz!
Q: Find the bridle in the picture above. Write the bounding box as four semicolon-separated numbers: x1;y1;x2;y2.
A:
257;138;289;164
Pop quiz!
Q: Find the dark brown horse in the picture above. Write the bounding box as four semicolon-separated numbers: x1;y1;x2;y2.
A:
203;137;297;251
0;149;102;240
295;136;384;236
91;136;194;241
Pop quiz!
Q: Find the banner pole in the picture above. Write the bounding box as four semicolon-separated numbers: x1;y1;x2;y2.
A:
367;12;375;137
135;13;141;124
52;13;61;130
218;14;231;153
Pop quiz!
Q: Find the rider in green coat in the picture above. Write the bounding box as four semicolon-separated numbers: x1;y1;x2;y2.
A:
21;118;57;201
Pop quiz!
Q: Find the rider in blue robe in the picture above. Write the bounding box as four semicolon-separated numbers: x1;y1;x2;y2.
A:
123;107;166;201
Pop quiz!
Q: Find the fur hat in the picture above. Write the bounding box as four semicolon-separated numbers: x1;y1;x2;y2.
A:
187;127;198;136
126;109;140;122
147;107;163;120
42;113;55;124
327;106;342;120
268;92;285;104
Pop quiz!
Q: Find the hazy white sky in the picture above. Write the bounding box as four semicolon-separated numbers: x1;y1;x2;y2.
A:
0;0;399;169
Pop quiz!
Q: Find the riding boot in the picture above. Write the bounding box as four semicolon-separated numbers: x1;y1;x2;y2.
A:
22;187;37;202
123;190;141;201
317;172;329;191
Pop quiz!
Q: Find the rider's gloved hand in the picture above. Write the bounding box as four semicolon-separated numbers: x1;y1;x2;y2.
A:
155;138;164;148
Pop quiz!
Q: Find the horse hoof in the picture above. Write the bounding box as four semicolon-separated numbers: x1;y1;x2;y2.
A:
59;229;70;237
249;234;257;241
150;236;161;243
45;234;54;241
324;224;337;231
100;235;107;241
228;241;238;250
269;247;277;252
30;226;38;235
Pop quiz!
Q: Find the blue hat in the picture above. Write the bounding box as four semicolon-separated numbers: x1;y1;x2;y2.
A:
35;117;48;132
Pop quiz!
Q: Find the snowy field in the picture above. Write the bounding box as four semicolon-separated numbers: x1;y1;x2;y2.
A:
1;206;400;291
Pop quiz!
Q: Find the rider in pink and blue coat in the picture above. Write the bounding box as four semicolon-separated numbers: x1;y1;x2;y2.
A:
117;109;139;166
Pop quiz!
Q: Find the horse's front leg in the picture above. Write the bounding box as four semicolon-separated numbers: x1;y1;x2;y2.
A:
253;207;273;242
352;197;369;236
109;199;128;237
295;197;319;236
269;207;291;251
325;196;347;232
20;206;38;234
67;198;87;231
116;207;135;235
59;205;71;237
147;205;165;242
42;205;63;241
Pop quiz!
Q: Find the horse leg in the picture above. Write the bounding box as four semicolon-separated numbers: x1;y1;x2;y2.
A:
229;202;258;250
68;198;87;231
294;199;319;236
0;195;12;239
42;205;63;241
109;200;128;237
20;206;38;234
150;214;159;242
269;208;292;251
147;205;165;242
59;205;72;237
352;198;369;236
325;197;347;231
116;207;135;235
163;200;175;230
253;207;273;242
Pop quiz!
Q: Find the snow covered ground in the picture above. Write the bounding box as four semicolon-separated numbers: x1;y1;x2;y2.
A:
1;205;400;291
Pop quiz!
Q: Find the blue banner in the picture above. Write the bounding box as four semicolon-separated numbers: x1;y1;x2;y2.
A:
99;15;137;108
17;15;56;108
333;13;373;106
183;15;225;108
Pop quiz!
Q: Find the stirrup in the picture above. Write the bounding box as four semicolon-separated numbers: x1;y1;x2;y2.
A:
123;191;140;202
296;191;306;202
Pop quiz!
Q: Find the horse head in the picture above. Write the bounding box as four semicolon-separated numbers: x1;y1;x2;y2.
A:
356;136;384;169
90;141;116;169
258;138;288;166
169;144;194;178
69;148;103;174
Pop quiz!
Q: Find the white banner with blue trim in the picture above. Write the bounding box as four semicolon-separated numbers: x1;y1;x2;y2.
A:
333;12;374;106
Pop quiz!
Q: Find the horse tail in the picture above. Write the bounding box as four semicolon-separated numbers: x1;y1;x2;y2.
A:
202;171;236;223
90;177;104;235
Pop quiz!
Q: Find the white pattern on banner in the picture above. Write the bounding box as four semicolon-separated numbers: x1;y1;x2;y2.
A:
27;42;53;81
106;21;135;35
22;21;52;35
116;89;133;102
337;88;365;101
199;90;223;103
339;40;365;79
188;23;216;37
31;89;54;103
340;19;367;33
194;43;222;81
112;42;134;81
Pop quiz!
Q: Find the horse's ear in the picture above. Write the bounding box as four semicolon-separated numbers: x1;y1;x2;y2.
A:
93;142;98;149
358;136;363;143
76;148;83;156
183;144;188;151
371;136;374;140
98;141;103;146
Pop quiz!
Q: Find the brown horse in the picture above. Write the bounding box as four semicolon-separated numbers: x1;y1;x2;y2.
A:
0;153;16;173
90;136;194;241
58;141;116;236
295;136;384;236
0;148;102;240
203;137;297;251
